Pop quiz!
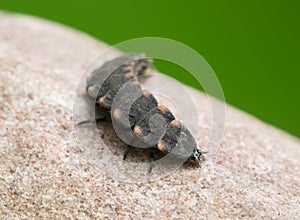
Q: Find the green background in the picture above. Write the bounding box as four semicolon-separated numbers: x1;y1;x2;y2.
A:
1;1;299;137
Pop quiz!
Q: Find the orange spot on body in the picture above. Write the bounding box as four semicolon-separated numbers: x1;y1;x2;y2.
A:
113;108;120;120
143;67;154;74
157;105;169;113
123;66;132;71
133;125;142;136
97;96;105;105
125;72;134;78
157;140;165;152
127;61;134;66
87;85;97;96
142;90;152;97
170;120;181;127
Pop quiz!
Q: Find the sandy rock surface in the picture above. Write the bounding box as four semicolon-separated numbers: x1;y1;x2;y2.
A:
0;12;299;219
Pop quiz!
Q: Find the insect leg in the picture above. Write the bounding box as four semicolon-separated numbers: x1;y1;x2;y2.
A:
148;152;155;173
123;145;131;160
195;158;201;168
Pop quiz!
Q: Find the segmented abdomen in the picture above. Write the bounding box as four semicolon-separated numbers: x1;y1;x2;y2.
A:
86;53;197;157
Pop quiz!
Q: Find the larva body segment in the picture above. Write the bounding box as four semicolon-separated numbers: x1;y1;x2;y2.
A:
85;53;206;167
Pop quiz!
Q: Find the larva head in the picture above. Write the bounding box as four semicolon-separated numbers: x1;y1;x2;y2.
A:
190;149;208;167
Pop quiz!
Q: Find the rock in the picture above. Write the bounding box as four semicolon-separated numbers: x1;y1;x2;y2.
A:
0;12;299;219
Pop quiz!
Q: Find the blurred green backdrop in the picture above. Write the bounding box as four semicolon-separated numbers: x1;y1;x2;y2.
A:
1;0;299;137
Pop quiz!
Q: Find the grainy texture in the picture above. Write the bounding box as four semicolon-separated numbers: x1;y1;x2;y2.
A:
0;12;299;219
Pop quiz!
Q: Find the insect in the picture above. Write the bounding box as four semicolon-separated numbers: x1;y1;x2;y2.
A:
82;53;206;170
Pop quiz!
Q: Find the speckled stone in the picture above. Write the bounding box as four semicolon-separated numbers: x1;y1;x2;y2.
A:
0;12;299;219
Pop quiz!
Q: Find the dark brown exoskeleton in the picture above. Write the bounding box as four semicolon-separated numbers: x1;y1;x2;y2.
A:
81;53;206;170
